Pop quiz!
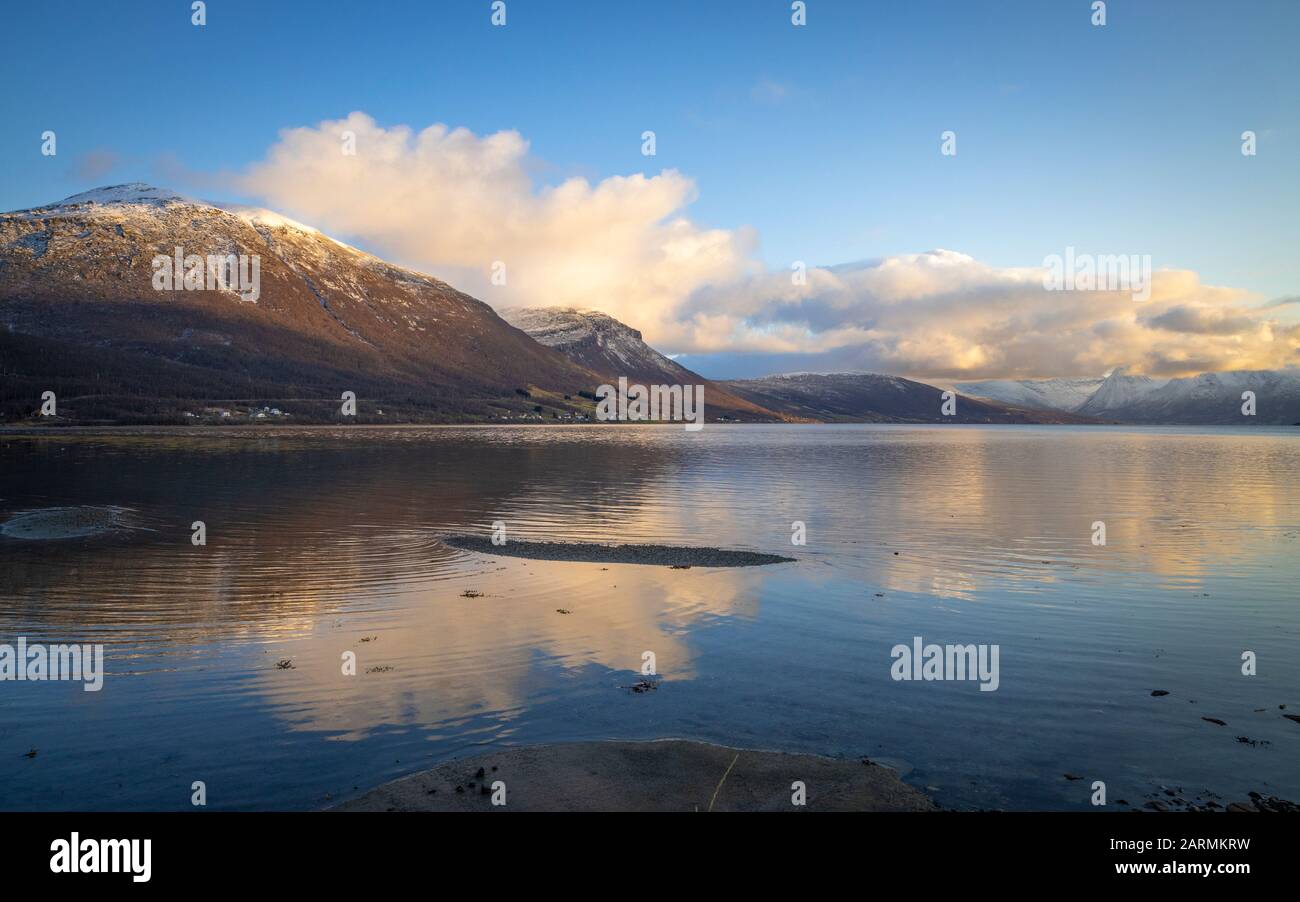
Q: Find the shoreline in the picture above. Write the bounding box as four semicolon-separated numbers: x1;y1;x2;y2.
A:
4;423;1295;438
328;740;936;812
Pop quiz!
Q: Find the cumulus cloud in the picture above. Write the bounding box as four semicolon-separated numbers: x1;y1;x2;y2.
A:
684;251;1300;380
235;112;756;345
234;113;1300;381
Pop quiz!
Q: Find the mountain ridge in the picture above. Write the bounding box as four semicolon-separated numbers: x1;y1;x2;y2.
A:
6;184;1295;427
722;372;1097;424
0;184;603;423
499;306;786;421
959;367;1300;424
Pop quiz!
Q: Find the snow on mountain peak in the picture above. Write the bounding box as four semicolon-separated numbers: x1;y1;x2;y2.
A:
35;184;326;238
954;377;1104;412
54;183;194;207
210;203;322;235
501;306;698;379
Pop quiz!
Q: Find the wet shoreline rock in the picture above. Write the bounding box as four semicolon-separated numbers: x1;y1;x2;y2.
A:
328;740;934;812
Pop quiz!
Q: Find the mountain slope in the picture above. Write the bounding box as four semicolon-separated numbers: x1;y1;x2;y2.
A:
1074;368;1168;417
0;184;601;422
954;377;1104;412
500;306;786;421
722;373;1094;424
960;367;1300;424
1086;369;1300;424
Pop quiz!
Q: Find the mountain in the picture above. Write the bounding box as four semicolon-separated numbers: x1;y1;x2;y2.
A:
500;306;786;421
1083;369;1300;424
0;184;606;423
1074;367;1169;417
954;377;1104;412
721;373;1094;424
960;367;1300;424
501;307;696;381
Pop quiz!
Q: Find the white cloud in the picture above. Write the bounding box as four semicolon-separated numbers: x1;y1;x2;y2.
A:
236;112;756;345
683;251;1300;379
235;114;1300;380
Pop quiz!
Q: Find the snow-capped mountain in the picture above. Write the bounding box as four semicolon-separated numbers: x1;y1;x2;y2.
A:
960;366;1300;423
54;184;192;206
722;373;1091;424
1088;369;1300;424
500;307;696;382
0;183;600;422
1074;368;1169;417
954;377;1104;412
499;306;785;421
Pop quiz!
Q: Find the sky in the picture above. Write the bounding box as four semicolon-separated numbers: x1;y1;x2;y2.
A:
2;0;1297;381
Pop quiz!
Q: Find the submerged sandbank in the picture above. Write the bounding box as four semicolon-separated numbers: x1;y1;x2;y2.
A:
330;740;934;812
443;535;796;567
0;505;139;540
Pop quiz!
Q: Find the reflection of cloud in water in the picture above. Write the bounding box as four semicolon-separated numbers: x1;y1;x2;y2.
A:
261;560;765;739
3;426;1300;810
4;428;1299;739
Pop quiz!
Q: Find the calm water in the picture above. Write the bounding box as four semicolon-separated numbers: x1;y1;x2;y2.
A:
1;425;1297;810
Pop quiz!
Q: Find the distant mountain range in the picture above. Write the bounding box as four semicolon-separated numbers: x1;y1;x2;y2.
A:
952;377;1105;413
720;373;1092;424
3;184;1293;427
958;367;1300;424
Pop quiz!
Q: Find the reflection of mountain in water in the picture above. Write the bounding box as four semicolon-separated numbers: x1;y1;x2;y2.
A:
3;425;1299;811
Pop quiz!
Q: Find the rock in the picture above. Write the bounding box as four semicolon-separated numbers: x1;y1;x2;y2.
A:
329;740;937;812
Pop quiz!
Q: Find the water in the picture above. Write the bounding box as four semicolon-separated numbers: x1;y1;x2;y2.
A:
1;424;1297;810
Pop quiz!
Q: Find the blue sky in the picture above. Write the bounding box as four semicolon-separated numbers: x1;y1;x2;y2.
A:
2;0;1297;378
